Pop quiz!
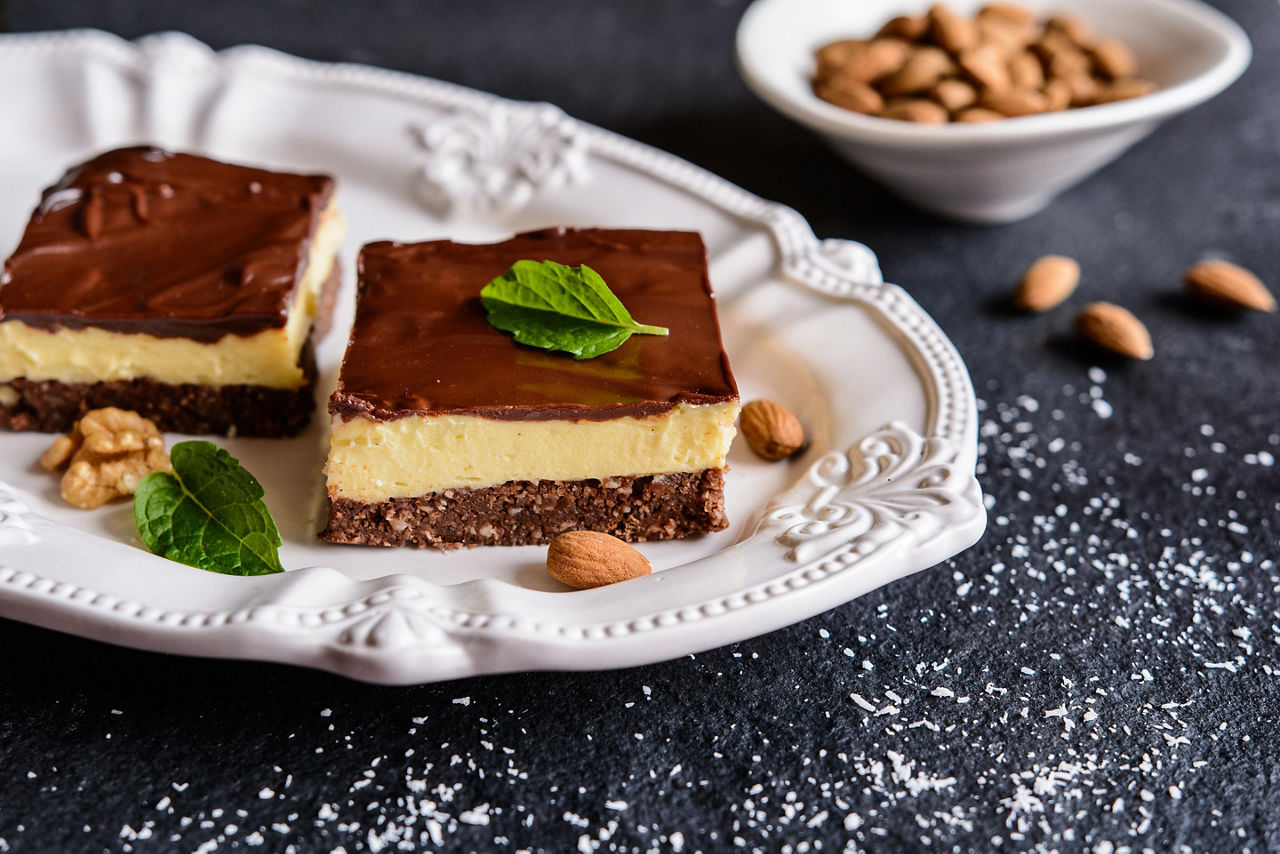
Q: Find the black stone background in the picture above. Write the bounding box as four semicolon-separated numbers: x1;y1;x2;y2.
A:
1;1;1278;851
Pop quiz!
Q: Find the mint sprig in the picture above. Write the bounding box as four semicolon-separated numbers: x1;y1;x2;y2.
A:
480;259;669;359
133;441;284;576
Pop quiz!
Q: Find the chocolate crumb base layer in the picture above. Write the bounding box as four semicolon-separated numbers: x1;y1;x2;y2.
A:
320;469;728;549
0;341;318;436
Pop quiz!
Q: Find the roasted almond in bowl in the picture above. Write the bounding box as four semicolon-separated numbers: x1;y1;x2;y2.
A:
812;4;1159;125
736;0;1251;223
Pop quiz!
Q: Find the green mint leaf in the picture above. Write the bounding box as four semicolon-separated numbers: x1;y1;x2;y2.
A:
133;441;284;576
480;259;669;359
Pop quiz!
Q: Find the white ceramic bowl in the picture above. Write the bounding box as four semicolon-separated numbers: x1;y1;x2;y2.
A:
736;0;1251;223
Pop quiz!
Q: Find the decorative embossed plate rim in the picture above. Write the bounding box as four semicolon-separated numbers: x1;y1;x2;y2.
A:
0;31;985;684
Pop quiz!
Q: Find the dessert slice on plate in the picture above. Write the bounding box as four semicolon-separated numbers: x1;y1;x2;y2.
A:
0;146;344;436
321;227;740;548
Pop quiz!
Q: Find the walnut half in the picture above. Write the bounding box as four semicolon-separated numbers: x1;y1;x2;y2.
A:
42;408;171;509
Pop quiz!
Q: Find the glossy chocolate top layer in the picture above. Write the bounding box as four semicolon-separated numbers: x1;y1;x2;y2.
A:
330;228;739;422
0;147;334;342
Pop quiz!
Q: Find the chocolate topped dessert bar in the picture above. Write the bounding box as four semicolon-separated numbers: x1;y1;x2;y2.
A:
321;227;740;548
0;146;344;435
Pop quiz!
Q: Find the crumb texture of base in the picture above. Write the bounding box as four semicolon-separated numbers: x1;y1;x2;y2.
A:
0;345;318;437
320;469;728;548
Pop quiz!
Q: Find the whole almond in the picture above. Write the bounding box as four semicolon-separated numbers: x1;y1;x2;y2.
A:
814;39;864;83
546;531;652;590
981;87;1047;117
928;3;979;53
740;399;806;460
954;106;1004;123
977;17;1032;54
1045;14;1092;46
1032;31;1081;65
932;78;978;112
977;3;1034;28
1091;38;1138;80
815;39;862;67
1185;260;1277;312
877;14;929;41
815;77;884;114
881;46;954;96
1076;302;1154;360
881;98;950;123
1092;78;1157;105
1015;255;1080;311
959;45;1012;92
836;38;913;85
1008;51;1045;90
1057;71;1100;106
1043;78;1073;111
1047;49;1092;81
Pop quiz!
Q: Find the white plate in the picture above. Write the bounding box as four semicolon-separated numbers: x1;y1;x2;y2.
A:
0;31;985;684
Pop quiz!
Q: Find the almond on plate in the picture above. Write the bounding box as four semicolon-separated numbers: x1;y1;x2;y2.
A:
740;400;806;460
547;531;652;590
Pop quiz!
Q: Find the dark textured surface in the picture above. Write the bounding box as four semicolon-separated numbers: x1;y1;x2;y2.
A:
1;2;1278;852
321;469;728;548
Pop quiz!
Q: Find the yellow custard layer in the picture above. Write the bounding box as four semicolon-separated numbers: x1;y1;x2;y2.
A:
324;401;741;502
0;203;345;389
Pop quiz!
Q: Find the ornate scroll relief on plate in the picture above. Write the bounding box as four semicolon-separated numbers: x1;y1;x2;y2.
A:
0;31;984;684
